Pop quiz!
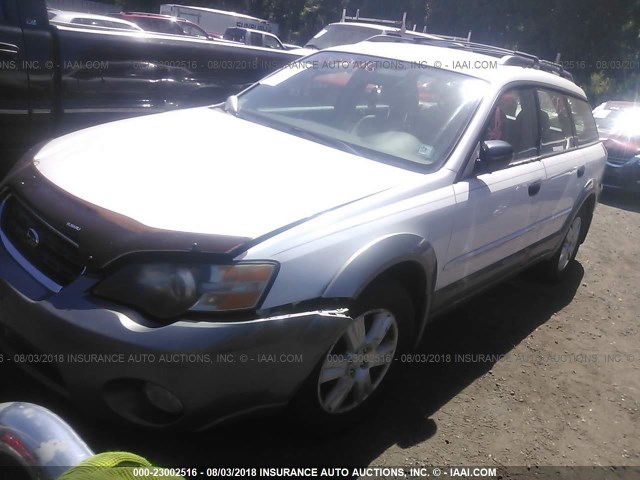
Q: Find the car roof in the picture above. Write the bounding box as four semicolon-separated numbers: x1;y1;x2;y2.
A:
116;12;205;28
325;21;400;31
52;11;127;21
119;12;182;20
325;40;586;99
50;11;143;29
324;22;441;39
597;101;639;111
162;5;268;22
128;13;198;26
228;27;279;37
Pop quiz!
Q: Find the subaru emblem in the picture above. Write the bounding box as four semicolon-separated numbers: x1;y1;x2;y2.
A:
25;228;40;248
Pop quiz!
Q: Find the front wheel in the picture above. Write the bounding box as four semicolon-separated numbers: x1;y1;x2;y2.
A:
294;281;414;432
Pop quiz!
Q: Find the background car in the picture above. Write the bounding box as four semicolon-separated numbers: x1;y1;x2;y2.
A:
49;11;144;31
593;101;640;193
223;27;287;49
109;12;215;39
290;12;443;56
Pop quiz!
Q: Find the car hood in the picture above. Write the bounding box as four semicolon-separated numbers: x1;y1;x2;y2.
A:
33;107;418;239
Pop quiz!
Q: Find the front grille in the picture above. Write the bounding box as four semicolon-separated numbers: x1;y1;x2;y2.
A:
0;194;84;287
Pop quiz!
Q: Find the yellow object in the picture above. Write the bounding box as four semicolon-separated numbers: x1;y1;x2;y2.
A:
58;452;186;480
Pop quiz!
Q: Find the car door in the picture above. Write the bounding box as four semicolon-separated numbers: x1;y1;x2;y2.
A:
439;88;546;288
0;0;56;166
535;88;585;240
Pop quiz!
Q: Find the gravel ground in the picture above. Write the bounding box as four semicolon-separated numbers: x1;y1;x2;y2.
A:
1;190;639;475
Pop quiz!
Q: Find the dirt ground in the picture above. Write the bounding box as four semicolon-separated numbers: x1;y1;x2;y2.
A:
2;190;639;473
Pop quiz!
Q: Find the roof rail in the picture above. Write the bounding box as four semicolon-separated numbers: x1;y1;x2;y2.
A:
366;34;574;82
341;9;407;33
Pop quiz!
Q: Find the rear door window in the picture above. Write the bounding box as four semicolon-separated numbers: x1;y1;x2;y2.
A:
567;97;599;145
537;89;575;154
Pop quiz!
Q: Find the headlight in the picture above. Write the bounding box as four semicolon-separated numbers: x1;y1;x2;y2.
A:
93;262;277;319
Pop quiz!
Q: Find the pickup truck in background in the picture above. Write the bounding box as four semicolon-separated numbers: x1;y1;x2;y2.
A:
0;0;301;174
159;4;276;37
223;27;290;50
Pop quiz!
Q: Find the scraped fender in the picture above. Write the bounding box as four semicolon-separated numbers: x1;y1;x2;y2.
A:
322;233;437;345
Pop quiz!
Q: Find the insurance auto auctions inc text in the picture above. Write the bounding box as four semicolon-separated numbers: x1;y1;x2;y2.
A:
254;466;497;478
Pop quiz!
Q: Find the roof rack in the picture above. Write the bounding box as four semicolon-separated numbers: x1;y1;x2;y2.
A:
366;33;574;82
341;9;407;33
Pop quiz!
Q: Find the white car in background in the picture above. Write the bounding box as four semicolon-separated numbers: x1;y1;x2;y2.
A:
48;10;143;31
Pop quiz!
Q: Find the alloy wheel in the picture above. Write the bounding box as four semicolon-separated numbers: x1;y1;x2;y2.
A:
317;308;398;414
558;216;582;272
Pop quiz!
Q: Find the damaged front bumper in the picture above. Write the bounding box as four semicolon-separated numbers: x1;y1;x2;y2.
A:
0;245;352;429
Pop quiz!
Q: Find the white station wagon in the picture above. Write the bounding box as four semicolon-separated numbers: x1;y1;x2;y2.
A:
0;36;605;430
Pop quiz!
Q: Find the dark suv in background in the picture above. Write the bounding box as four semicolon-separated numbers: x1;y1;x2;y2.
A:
593;101;640;193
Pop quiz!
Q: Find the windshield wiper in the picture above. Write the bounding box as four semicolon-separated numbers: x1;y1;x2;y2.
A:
304;43;319;50
283;125;363;157
226;109;363;156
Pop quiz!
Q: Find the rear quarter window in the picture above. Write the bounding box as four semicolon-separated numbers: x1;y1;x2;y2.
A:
567;97;599;145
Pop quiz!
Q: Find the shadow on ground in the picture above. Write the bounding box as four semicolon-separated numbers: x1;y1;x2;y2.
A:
1;264;584;468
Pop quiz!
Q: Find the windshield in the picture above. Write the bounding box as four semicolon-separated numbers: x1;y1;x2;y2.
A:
236;52;487;172
305;24;385;49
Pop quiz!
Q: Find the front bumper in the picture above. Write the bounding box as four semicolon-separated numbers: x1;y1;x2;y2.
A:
0;242;351;430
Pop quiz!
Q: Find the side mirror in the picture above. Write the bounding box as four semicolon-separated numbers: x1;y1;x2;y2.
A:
224;95;239;116
478;140;513;172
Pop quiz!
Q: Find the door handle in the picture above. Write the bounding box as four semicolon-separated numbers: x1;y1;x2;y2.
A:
0;42;19;58
528;180;542;196
577;165;585;178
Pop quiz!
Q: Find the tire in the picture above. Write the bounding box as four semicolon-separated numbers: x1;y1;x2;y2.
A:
293;280;415;433
539;207;588;281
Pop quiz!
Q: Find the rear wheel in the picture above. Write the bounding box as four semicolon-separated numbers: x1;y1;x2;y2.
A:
539;207;587;281
294;281;414;432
